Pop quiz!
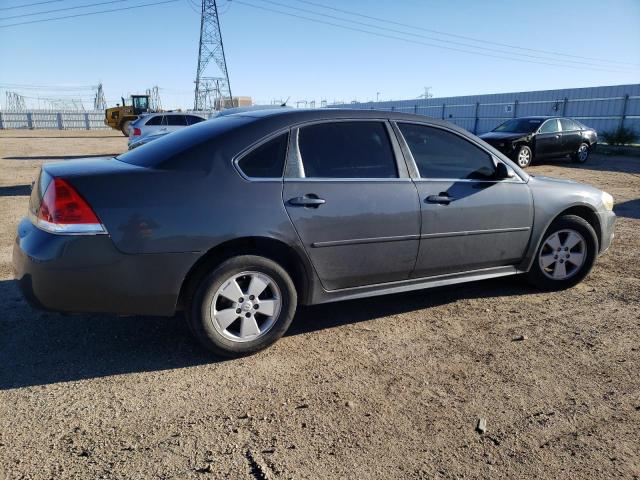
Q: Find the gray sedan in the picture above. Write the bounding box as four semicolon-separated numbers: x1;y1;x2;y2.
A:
13;109;615;356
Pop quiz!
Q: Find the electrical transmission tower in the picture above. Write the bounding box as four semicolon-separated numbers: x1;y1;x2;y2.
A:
5;91;26;112
94;83;107;110
194;0;232;111
146;86;162;111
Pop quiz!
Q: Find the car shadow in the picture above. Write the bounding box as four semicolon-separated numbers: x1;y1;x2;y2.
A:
2;154;119;160
0;184;31;197
0;276;533;390
614;198;640;220
532;153;640;176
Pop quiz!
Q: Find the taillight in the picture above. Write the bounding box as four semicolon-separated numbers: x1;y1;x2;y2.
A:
133;127;141;136
32;177;106;234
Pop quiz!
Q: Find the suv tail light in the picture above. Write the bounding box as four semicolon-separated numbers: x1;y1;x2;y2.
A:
133;127;141;136
32;177;106;234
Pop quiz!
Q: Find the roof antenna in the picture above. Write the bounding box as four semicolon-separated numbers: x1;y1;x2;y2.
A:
281;97;290;107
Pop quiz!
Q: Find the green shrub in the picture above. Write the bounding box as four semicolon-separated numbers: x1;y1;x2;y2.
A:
601;126;638;146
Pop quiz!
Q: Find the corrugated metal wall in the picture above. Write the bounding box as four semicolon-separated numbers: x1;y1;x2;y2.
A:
329;84;640;135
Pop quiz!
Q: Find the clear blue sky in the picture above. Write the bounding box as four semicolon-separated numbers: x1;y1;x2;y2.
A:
1;0;639;110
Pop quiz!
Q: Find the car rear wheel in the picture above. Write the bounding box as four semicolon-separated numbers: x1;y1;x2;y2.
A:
187;255;297;357
526;215;598;290
572;143;590;163
121;120;131;137
515;145;532;168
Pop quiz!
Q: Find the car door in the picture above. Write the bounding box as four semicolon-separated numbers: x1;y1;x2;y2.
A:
394;122;533;278
559;118;582;154
534;119;562;158
282;120;421;291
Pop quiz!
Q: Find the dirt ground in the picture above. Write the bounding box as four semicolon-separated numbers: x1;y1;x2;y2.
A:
0;130;638;479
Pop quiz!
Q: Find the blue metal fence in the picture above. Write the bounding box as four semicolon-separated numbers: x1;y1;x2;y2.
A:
328;83;640;136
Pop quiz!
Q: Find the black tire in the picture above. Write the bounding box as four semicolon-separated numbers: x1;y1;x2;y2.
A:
526;215;598;290
187;255;297;357
571;142;590;163
121;120;131;137
514;145;533;168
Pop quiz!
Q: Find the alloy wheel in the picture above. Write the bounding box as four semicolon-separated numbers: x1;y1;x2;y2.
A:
210;271;281;342
577;144;589;162
538;229;587;280
518;148;531;167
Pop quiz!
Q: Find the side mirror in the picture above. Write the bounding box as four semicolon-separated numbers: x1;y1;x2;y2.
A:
495;162;515;179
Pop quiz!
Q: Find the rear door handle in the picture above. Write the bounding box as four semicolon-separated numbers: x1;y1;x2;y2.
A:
426;194;453;204
288;195;326;207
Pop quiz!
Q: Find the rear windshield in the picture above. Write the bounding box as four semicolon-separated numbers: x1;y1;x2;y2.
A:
116;115;251;169
493;118;543;133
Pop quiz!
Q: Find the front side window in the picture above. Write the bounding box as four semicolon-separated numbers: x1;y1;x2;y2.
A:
237;132;288;178
167;115;188;126
398;123;495;180
298;121;397;178
560;118;579;131
538;119;560;134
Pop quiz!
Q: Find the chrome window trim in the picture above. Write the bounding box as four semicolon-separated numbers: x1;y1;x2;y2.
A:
392;120;526;183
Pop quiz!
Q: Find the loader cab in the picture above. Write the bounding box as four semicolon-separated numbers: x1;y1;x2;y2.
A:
131;95;150;114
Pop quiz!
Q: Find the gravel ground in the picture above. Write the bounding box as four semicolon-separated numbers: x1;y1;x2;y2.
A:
1;130;638;479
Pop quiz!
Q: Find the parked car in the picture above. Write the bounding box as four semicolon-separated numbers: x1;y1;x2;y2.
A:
127;131;170;150
128;112;206;147
479;116;597;168
13;109;615;357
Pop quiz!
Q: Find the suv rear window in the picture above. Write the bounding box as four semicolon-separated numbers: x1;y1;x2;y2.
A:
145;115;164;126
298;121;397;178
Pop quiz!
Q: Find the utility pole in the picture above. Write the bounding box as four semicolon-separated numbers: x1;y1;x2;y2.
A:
376;92;381;102
194;0;232;111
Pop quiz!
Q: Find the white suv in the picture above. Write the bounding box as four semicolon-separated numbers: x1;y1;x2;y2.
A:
128;113;205;148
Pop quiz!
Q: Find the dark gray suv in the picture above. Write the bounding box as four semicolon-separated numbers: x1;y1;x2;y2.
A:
13;109;616;356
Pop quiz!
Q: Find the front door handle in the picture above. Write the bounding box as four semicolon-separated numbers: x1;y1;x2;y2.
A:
288;195;326;207
426;194;453;204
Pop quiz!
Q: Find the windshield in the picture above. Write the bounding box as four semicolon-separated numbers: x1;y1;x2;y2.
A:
133;96;149;110
493;118;543;133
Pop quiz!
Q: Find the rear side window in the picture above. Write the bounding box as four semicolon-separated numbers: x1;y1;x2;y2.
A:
237;132;288;178
298;121;397;178
560;118;579;131
187;115;205;125
145;115;164;126
167;115;188;126
398;123;495;180
539;119;560;134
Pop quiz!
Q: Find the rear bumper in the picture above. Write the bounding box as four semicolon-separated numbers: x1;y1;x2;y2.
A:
12;218;199;316
597;209;616;253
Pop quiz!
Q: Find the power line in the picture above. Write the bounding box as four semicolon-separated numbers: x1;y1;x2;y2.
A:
253;0;633;70
291;0;640;68
232;0;634;74
0;0;178;27
0;0;61;11
0;0;128;21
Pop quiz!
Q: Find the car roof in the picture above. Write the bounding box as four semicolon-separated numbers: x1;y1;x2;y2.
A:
227;107;459;127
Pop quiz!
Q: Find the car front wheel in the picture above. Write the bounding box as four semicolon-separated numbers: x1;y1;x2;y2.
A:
526;215;598;290
515;145;533;168
572;143;590;163
187;255;297;357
